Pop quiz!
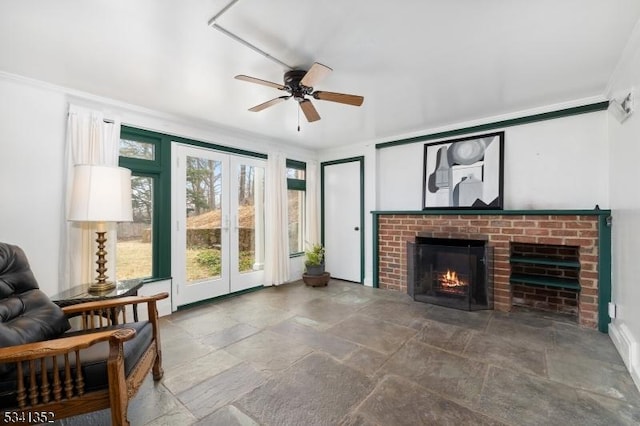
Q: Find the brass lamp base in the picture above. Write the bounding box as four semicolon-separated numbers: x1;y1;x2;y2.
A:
88;281;116;294
90;230;115;294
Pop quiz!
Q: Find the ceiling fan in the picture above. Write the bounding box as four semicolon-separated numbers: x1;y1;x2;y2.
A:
235;62;364;123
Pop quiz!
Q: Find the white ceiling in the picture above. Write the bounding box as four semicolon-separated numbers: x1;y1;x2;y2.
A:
1;0;639;150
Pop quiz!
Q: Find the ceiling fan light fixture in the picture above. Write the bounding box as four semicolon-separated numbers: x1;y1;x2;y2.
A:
236;62;364;123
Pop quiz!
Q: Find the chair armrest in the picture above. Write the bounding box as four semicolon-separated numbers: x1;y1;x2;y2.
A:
61;292;169;316
0;328;136;363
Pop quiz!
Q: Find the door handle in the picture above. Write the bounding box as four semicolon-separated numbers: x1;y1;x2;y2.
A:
354;226;360;231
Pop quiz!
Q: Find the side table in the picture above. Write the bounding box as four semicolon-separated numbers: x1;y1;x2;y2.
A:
51;279;144;321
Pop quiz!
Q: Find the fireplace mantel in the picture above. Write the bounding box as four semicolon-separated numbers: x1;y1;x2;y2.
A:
371;209;612;332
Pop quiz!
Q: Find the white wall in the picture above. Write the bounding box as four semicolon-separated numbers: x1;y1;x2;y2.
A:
0;73;315;297
606;23;640;390
319;106;611;288
0;77;67;296
377;111;610;210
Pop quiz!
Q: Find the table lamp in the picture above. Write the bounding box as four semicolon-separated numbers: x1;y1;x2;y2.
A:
68;164;133;293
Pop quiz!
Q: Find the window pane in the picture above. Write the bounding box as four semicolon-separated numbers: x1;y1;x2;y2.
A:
238;164;265;273
117;175;153;280
120;139;155;161
286;168;305;180
288;189;304;254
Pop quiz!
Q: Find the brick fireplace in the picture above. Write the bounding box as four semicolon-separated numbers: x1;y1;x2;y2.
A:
373;211;611;330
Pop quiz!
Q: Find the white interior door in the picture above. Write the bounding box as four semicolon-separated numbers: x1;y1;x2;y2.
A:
323;159;363;282
172;145;266;307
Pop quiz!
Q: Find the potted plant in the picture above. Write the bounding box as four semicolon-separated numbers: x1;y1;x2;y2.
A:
304;243;325;275
303;243;330;287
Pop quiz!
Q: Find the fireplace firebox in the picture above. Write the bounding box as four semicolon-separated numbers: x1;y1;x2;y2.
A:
407;237;493;311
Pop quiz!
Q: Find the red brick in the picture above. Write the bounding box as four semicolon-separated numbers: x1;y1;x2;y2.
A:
580;296;596;304
525;228;550;236
564;238;595;247
580;271;599;279
536;237;565;245
502;228;524;235
578;230;598;238
550;229;579;237
512;220;537;227
470;220;490;226
491;220;512;227
565;221;596;229
537;221;564;229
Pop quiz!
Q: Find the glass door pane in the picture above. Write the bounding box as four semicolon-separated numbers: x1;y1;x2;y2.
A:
237;164;265;273
185;155;223;283
230;157;265;292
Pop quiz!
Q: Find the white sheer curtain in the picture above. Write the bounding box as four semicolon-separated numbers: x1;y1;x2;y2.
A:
59;105;121;289
264;152;290;286
304;160;319;246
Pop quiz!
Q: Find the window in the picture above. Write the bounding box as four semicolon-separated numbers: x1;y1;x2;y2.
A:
116;174;154;280
116;128;170;281
287;160;306;256
120;139;155;161
115;125;266;282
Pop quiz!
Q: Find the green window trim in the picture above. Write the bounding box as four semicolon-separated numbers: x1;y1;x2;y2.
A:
119;127;171;280
287;159;306;257
286;159;307;170
118;125;271;280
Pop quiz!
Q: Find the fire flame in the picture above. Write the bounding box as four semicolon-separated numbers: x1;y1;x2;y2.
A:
440;269;466;287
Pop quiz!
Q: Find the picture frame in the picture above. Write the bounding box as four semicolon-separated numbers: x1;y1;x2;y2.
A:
422;131;504;210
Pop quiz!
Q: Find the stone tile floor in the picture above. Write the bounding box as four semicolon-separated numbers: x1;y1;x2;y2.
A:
58;280;640;425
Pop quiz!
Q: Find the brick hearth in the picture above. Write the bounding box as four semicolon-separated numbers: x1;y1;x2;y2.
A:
374;212;609;329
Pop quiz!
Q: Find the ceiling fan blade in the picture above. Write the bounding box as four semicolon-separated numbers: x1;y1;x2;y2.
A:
300;62;333;87
313;91;364;106
235;74;286;90
248;96;290;112
299;99;321;122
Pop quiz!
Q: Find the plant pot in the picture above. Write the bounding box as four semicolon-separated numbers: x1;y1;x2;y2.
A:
303;272;330;287
305;263;325;276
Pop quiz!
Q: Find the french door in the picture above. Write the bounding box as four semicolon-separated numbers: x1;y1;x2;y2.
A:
172;144;265;307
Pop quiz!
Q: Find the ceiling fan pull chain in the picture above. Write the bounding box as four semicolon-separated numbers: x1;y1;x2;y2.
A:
297;105;301;132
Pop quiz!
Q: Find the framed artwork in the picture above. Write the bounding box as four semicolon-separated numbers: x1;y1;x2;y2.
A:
422;131;504;209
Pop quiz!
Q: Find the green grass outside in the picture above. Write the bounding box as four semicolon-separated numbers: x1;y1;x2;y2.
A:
117;240;257;281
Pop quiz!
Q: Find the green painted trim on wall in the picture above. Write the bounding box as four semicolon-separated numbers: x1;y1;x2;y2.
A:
321;156;365;284
287;179;306;191
286;159;307;170
358;158;365;283
375;101;609;150
121;126;268;159
371;209;611;216
372;213;379;288
120;127;171;279
598;215;612;333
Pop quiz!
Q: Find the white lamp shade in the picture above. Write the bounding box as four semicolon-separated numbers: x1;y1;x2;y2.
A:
68;165;133;222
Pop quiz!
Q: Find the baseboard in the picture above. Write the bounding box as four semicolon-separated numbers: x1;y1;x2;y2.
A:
609;321;640;391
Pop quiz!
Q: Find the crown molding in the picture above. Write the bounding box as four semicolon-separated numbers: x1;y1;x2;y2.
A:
0;70;316;160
